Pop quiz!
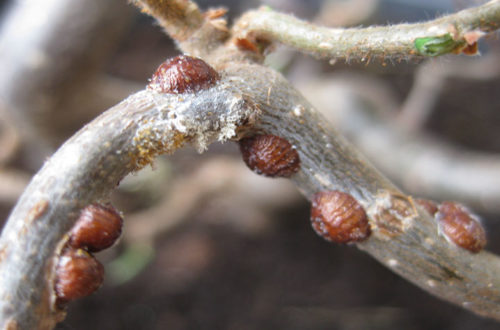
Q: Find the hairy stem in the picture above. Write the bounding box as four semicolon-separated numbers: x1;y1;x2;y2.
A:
234;0;500;61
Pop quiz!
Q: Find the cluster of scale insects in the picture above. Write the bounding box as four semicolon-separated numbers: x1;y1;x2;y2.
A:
54;204;123;307
54;54;487;309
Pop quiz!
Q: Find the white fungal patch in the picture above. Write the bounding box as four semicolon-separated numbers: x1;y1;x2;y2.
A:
387;259;398;267
130;81;259;165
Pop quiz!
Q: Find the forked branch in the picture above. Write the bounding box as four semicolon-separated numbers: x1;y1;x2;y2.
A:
1;0;500;328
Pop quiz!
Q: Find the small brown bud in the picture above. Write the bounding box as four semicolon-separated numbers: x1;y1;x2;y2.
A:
148;55;220;94
436;201;486;253
239;134;300;177
54;249;104;306
310;191;371;243
69;203;123;252
416;198;438;216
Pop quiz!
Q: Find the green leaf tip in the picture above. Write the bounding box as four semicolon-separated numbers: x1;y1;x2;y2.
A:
414;34;464;57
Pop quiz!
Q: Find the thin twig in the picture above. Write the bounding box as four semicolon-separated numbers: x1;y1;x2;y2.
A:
233;0;500;61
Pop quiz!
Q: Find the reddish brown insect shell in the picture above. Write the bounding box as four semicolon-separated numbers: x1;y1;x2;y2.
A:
148;55;220;94
310;191;371;243
436;201;486;253
54;249;104;306
69;203;123;252
239;134;301;177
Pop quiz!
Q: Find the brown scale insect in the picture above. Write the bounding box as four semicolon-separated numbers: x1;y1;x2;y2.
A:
54;249;104;306
436;201;486;253
69;203;123;252
239;134;301;177
310;191;371;243
148;55;220;94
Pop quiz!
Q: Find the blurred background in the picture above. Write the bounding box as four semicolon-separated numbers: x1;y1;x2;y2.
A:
1;0;500;329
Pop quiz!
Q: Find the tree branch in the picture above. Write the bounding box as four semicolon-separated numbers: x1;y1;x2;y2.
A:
222;62;500;321
3;1;500;328
233;0;500;61
0;80;257;329
2;60;500;328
